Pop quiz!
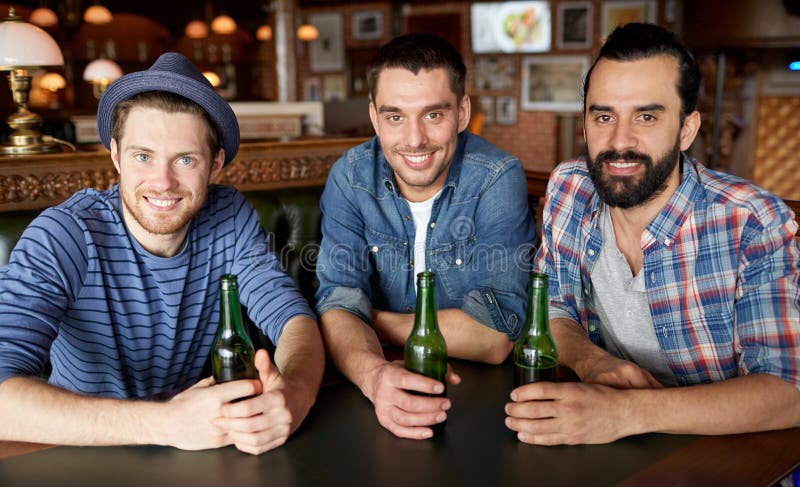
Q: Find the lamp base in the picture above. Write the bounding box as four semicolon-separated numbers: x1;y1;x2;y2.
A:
0;137;64;155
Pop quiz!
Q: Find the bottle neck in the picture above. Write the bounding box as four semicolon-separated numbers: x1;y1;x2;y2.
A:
523;283;549;336
412;283;439;334
220;283;247;337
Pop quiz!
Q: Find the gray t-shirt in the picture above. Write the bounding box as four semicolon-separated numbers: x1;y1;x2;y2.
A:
591;207;676;386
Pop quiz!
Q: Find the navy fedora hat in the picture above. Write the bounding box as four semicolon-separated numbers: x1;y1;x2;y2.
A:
97;52;240;165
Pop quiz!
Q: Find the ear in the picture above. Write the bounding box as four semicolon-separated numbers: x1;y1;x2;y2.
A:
679;110;702;151
457;94;472;133
368;101;380;136
110;139;121;174
209;149;225;181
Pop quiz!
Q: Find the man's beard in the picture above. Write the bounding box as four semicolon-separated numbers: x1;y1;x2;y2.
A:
120;187;201;235
587;138;681;209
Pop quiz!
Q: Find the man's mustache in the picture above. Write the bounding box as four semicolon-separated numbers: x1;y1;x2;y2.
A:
595;150;652;165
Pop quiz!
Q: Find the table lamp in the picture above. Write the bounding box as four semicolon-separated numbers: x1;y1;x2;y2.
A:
0;7;67;155
83;58;123;100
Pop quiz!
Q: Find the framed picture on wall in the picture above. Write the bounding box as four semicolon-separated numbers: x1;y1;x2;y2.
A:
600;1;657;40
556;1;593;50
521;55;589;111
479;96;495;124
495;96;518;125
352;10;383;40
323;74;347;102
303;77;322;101
474;56;516;91
309;13;344;72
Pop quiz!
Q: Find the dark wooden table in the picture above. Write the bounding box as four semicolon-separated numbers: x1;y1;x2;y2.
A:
0;359;798;486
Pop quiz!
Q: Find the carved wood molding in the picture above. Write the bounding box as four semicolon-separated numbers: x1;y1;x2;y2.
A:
0;138;366;213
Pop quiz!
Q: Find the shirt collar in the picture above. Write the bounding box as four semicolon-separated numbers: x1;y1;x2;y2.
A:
643;155;703;248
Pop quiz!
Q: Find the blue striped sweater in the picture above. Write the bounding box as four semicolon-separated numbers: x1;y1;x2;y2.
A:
0;184;313;399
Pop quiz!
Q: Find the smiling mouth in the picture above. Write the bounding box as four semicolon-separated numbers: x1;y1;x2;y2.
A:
144;196;180;209
608;160;639;169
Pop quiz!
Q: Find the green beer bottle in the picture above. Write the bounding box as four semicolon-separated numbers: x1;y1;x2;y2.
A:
211;274;257;383
513;272;558;387
404;271;448;435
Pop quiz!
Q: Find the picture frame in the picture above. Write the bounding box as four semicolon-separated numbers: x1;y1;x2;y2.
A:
303;77;322;101
521;55;589;112
495;96;518;125
474;56;516;91
600;1;657;40
470;1;552;54
322;74;347;102
309;13;344;73
479;96;495;124
351;10;383;40
556;1;594;50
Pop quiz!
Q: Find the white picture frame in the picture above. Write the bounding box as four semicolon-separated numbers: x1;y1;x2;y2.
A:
309;13;344;73
495;96;518;125
521;55;589;112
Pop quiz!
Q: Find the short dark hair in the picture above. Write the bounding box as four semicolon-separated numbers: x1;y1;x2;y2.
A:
111;91;221;159
366;33;467;103
583;23;701;120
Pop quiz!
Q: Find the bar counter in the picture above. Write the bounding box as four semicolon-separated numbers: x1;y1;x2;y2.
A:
1;358;797;486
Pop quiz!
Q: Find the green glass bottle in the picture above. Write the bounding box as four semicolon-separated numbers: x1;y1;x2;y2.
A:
404;271;448;435
211;274;257;383
513;272;558;387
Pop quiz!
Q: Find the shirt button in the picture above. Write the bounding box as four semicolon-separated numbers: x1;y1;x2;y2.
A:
455;258;463;265
406;306;413;312
371;246;378;252
650;273;656;283
664;238;672;246
588;249;596;256
404;215;410;221
584;288;590;295
589;325;596;332
409;261;414;266
430;222;436;228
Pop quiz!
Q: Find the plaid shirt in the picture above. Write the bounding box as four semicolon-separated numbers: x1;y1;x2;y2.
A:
534;156;800;387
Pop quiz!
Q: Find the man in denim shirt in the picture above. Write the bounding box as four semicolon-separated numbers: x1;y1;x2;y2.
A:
316;34;537;440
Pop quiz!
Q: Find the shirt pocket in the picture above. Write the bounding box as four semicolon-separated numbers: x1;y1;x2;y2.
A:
366;228;407;295
430;237;476;300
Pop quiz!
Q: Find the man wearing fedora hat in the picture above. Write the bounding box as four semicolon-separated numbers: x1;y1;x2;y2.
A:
0;53;324;455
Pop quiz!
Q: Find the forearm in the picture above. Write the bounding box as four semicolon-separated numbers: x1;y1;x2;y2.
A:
320;309;388;399
373;309;513;364
0;376;162;446
273;316;325;401
624;374;800;436
550;317;610;378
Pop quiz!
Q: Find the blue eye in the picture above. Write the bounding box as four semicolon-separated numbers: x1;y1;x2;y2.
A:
135;153;150;162
178;156;194;166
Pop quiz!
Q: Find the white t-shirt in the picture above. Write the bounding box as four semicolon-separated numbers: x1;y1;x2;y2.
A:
407;190;442;282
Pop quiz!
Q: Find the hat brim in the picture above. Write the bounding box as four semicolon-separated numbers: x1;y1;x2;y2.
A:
97;70;239;165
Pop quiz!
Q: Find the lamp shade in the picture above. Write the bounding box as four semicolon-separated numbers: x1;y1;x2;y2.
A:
211;15;236;34
0;12;64;70
296;24;319;41
84;5;113;25
29;7;59;28
185;20;208;39
39;72;66;91
83;58;123;83
256;24;272;41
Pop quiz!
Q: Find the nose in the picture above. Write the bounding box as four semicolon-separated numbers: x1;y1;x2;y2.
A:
609;118;637;153
404;118;428;149
149;160;179;192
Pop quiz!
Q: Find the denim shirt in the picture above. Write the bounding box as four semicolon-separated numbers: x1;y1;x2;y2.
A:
315;132;538;340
